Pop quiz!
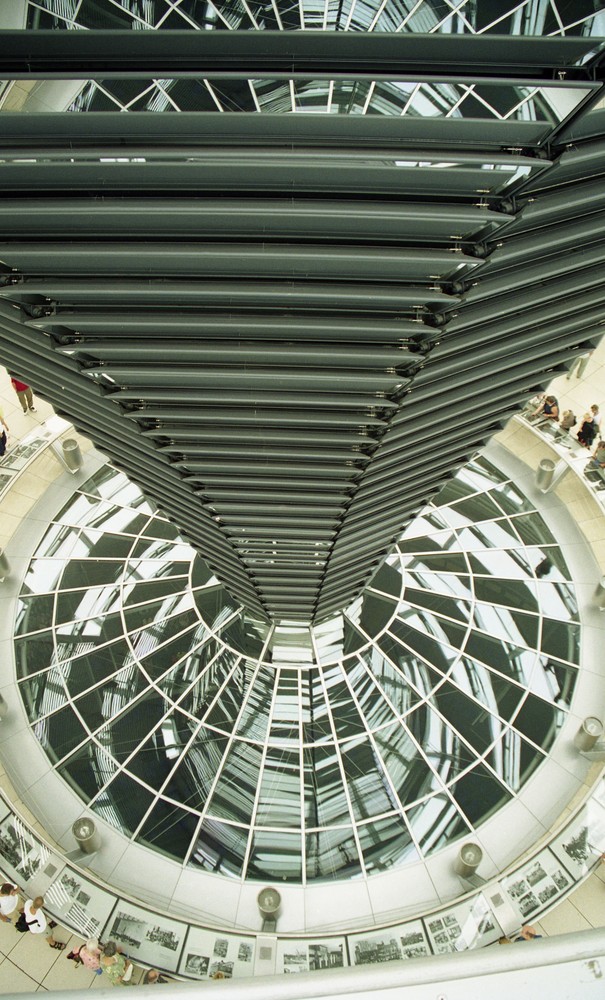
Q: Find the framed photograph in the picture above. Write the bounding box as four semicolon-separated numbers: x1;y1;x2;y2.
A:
103;900;187;973
277;938;346;975
179;926;255;979
399;920;430;960
550;800;605;879
184;954;209;977
0;814;52;885
501;846;576;920
282;948;308;974
208;960;233;979
425;895;502;954
349;930;402;965
308;940;345;971
45;866;117;940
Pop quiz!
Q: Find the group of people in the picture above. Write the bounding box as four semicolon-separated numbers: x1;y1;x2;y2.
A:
530;394;605;455
1;882;167;986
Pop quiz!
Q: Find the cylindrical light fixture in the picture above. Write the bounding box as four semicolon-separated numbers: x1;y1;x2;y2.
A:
454;842;483;879
257;887;281;922
72;817;101;854
574;717;604;752
62;439;83;473
536;458;555;492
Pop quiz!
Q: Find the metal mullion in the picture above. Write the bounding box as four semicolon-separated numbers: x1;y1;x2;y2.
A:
248;79;261;113
183;633;273;866
429;0;473;34
339;655;423;858
297;669;306;885
344;0;358;30
395;0;424;31
122;84;156;111
125;659;244;843
477;0;529;34
308;636;367;876
239;662;282;880
269;0;284;29
445;83;473;118
203;78;224;112
368;0;388;31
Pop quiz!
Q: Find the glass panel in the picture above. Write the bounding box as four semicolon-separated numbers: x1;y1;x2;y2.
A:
248;830;302;882
14;594;55;636
304;745;351;827
358;814;417;873
256;749;301;827
138;802;198;863
206;743;263;825
92;774;155;837
406;795;470;856
20;666;67;724
305;827;362;881
188;819;248;878
340;736;395;821
34;704;88;763
451;764;512;826
15;633;56;679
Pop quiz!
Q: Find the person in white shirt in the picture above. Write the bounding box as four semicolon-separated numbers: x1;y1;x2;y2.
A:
22;897;65;949
0;883;20;922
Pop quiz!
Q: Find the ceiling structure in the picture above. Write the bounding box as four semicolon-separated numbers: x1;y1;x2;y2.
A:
15;456;580;883
0;6;604;625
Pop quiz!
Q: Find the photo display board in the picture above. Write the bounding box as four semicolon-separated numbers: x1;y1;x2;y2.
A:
179;925;256;980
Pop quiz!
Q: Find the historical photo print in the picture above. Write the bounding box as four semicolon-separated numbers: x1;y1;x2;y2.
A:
399;922;430;959
0;815;47;882
352;934;402;965
184;953;209;977
105;901;187;972
283;949;308;974
309;942;344;970
501;847;576;919
209;960;233;979
550;801;605;878
45;868;117;939
180;928;255;980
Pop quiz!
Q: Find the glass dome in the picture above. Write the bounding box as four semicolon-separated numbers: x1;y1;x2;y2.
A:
15;455;579;883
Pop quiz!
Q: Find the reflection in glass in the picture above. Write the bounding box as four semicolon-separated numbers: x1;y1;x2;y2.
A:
17;456;580;882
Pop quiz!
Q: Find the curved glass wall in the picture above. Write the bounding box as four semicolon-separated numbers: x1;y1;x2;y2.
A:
15;456;579;883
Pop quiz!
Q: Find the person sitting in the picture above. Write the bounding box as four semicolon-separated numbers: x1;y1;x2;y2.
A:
577;412;597;448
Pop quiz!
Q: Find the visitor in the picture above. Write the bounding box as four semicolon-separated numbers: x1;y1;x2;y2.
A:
9;376;36;414
0;882;20;922
143;969;170;984
577;412;597;448
100;940;133;986
532;394;559;422
20;896;65;949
